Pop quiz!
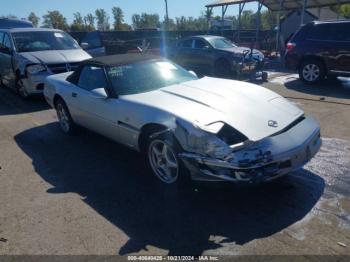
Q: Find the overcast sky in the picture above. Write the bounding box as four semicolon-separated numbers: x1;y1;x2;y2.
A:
3;0;261;25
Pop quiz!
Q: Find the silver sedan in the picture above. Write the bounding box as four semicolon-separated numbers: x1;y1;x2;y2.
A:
44;54;321;185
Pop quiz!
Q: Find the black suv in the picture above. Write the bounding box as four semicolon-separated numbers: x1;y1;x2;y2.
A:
285;20;350;84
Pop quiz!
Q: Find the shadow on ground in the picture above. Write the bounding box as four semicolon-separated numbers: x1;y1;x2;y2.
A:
0;87;49;115
15;123;325;255
284;77;350;101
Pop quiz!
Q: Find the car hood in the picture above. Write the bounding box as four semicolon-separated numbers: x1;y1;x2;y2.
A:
123;77;303;142
18;49;91;64
218;46;264;60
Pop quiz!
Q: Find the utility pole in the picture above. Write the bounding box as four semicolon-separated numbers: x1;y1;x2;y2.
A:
165;0;169;26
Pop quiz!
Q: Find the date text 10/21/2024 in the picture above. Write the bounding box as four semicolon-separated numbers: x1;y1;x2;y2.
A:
127;256;219;261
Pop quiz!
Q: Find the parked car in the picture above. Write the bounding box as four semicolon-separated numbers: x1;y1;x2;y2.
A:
0;18;33;29
44;54;321;186
285;20;350;84
0;28;91;98
167;35;265;78
79;31;162;57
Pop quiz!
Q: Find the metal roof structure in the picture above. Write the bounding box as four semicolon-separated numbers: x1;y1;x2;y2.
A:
206;0;350;11
205;0;350;52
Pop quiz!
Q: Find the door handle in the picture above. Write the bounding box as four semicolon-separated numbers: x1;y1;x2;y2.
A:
72;92;77;98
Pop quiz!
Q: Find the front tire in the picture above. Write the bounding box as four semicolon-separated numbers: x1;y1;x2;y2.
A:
55;99;76;135
16;77;30;99
299;59;325;84
146;134;189;186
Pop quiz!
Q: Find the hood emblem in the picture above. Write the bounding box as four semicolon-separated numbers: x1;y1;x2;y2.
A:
268;120;278;128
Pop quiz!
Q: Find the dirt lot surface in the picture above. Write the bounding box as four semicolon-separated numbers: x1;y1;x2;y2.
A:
0;73;349;256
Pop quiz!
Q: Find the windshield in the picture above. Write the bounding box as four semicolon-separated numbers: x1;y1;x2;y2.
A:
208;38;236;49
12;31;80;52
106;60;198;95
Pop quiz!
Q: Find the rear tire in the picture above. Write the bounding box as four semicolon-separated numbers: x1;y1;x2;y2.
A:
55;98;77;135
299;59;325;84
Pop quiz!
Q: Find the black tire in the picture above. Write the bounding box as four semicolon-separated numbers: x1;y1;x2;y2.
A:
146;132;190;187
15;76;30;99
261;71;268;82
55;98;77;135
215;59;232;79
298;59;325;84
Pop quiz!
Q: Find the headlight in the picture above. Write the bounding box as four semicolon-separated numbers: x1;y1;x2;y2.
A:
26;64;46;74
174;119;233;159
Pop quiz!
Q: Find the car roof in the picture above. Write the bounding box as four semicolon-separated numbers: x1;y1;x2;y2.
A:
183;35;225;40
86;53;162;66
311;19;350;25
3;27;63;33
0;18;33;29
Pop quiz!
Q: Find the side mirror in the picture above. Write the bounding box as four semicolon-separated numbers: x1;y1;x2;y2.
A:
203;45;211;51
188;70;197;77
90;88;108;99
80;42;90;50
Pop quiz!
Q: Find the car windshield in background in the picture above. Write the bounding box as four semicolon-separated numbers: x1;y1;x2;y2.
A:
107;60;198;95
208;38;236;49
12;31;80;52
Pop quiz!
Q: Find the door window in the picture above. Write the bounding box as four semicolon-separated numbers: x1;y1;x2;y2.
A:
3;34;12;49
180;39;193;48
78;66;107;92
194;39;208;49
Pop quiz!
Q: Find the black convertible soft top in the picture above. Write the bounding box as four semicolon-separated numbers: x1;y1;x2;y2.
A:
67;53;163;85
85;53;162;67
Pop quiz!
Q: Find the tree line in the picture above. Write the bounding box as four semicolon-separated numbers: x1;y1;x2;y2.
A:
2;4;350;32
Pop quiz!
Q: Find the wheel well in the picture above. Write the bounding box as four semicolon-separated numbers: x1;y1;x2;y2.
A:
215;58;230;67
138;123;168;152
53;94;64;109
298;56;327;72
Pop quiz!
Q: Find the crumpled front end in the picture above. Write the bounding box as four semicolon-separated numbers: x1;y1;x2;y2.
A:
174;116;321;184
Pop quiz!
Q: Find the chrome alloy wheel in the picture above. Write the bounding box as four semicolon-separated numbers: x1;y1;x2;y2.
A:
56;103;70;133
302;63;320;82
148;139;179;184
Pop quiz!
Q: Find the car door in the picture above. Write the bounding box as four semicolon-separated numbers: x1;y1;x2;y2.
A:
172;38;193;68
191;38;214;75
68;65;137;148
67;65;119;139
0;32;15;87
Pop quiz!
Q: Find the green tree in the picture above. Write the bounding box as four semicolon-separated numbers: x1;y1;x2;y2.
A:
339;4;350;18
240;10;255;29
43;10;68;30
28;12;40;27
261;10;277;30
70;12;85;31
95;9;110;31
132;13;160;29
112;6;124;30
84;13;95;31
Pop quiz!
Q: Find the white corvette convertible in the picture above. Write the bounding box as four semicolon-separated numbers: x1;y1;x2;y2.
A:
44;54;321;185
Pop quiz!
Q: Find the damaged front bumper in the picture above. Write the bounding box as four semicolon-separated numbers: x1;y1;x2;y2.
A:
179;116;321;184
